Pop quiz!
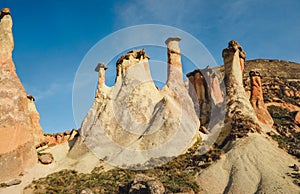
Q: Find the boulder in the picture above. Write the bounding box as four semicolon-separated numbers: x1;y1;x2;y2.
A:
38;153;53;165
5;179;21;187
80;188;93;194
120;174;165;194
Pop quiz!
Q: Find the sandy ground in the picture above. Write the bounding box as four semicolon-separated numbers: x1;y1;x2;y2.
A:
0;142;109;194
196;133;300;194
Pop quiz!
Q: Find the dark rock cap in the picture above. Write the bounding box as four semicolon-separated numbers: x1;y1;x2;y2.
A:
165;37;181;45
95;62;107;72
27;94;35;101
0;8;11;20
1;8;10;14
249;71;261;77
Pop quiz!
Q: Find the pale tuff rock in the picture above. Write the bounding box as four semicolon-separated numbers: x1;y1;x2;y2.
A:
249;71;274;127
27;95;44;146
219;40;261;143
0;8;43;181
196;133;300;194
227;40;246;72
165;37;183;85
0;8;13;59
70;38;199;168
196;40;300;194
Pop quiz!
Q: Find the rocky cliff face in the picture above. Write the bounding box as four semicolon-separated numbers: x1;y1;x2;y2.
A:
70;38;200;168
0;8;43;181
243;59;300;158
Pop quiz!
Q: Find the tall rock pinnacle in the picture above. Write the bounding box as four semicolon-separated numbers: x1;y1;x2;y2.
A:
0;8;44;181
221;40;261;141
249;71;274;127
166;37;183;85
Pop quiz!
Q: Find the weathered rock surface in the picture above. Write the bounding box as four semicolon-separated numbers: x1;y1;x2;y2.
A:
249;71;274;127
27;95;44;146
217;40;261;145
186;66;225;128
0;8;43;182
120;174;165;194
5;178;21;187
38;129;78;149
70;38;199;168
196;40;300;194
295;111;300;125
38;153;53;165
186;69;211;127
197;133;300;194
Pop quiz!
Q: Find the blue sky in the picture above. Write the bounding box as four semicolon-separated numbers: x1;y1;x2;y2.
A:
1;0;299;133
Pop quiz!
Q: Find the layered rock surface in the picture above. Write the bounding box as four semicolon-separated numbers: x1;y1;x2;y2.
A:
70;38;199;168
249;71;274;127
0;8;43;181
196;40;300;193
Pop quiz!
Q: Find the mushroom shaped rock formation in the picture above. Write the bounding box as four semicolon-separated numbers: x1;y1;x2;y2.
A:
219;40;261;144
71;38;199;168
249;71;274;127
0;8;44;181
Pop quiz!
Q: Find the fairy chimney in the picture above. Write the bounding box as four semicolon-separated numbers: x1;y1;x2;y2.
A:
70;39;199;168
0;8;43;181
220;40;261;142
165;37;183;85
95;62;107;88
249;71;274;126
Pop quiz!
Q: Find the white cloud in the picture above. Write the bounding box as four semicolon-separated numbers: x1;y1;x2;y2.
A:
24;81;73;100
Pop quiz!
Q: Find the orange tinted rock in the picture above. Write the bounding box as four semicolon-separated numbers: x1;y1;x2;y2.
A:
295;111;300;125
186;69;211;126
0;8;43;181
249;71;274;127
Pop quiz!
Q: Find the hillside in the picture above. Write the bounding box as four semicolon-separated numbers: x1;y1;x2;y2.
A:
0;7;300;193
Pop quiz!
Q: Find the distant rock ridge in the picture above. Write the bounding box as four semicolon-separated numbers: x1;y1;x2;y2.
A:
37;129;78;149
0;8;44;181
70;37;200;168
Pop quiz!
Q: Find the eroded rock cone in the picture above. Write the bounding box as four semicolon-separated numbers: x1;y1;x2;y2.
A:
0;8;44;181
220;40;261;144
249;71;274;127
70;38;200;168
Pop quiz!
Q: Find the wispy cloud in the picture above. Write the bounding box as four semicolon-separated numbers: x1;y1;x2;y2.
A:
114;0;207;30
24;81;73;100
